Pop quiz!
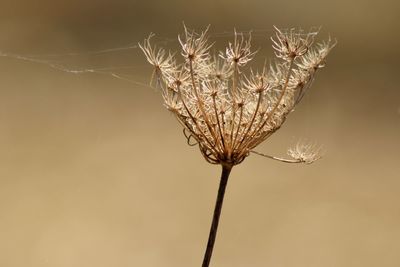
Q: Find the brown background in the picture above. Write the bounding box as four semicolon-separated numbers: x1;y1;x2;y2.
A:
0;0;399;266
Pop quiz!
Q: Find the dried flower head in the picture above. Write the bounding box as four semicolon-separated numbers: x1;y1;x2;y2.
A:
220;29;257;67
140;25;335;167
271;26;317;61
287;140;324;164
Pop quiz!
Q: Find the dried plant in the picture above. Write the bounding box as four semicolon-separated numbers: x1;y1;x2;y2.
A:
140;25;335;267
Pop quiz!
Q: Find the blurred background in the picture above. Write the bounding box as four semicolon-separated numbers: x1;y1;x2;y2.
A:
0;0;399;266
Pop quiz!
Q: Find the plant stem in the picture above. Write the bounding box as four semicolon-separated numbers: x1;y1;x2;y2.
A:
202;164;232;267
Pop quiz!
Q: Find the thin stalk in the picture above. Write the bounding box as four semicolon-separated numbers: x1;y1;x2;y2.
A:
232;104;243;150
189;60;217;141
176;84;219;155
250;150;304;163
228;63;239;152
212;94;226;151
202;165;233;267
237;59;295;155
234;91;263;151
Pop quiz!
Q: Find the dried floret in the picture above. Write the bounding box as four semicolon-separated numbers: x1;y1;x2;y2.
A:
220;30;257;67
287;141;324;164
271;26;317;61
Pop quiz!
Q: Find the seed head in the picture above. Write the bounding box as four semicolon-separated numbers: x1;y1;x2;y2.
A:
139;26;334;166
271;26;317;61
220;30;257;67
287;141;324;164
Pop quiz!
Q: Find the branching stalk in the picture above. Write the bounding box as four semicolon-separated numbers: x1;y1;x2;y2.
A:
251;150;304;163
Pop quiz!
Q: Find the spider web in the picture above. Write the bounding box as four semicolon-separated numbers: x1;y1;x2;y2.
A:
0;30;273;89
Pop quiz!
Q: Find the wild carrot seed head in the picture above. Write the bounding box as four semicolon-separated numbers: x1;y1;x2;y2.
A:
139;26;335;166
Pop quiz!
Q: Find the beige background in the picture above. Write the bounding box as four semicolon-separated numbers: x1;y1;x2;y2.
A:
0;0;399;266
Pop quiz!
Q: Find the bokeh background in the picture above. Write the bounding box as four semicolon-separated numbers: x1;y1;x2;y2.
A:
0;0;399;266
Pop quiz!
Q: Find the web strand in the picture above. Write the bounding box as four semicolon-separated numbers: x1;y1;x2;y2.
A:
0;30;272;88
